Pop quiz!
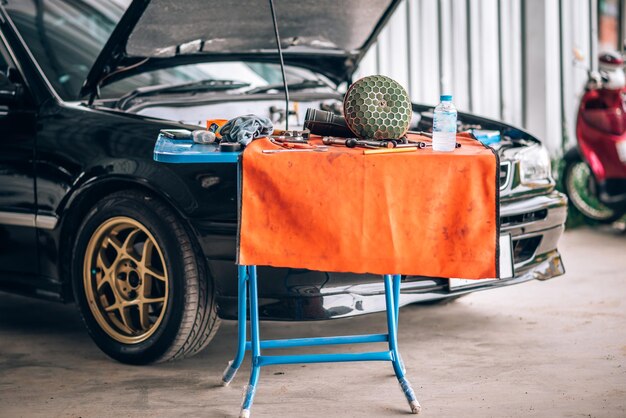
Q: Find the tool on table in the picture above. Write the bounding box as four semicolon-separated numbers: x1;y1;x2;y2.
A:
270;129;310;143
363;147;418;155
406;130;433;138
413;141;461;149
395;142;422;148
262;148;328;154
404;134;461;149
304;108;354;138
322;136;358;148
322;137;397;149
407;131;462;148
358;139;396;148
269;138;319;149
343;75;412;140
271;137;308;144
192;129;216;144
273;128;310;139
160;129;192;140
269;138;328;152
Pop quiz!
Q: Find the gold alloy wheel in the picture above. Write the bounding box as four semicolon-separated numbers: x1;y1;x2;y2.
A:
83;216;169;344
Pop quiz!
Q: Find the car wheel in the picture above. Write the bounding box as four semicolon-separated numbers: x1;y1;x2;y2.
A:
71;190;220;364
564;157;622;224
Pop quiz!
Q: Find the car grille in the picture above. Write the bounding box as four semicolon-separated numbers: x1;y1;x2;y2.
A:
512;236;542;264
500;161;511;190
501;209;548;226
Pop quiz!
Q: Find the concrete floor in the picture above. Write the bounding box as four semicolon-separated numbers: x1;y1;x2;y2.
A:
0;227;625;418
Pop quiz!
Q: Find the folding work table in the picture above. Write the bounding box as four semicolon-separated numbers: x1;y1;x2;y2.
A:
154;133;499;418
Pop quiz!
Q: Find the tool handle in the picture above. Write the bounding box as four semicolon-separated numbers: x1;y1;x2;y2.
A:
322;137;358;148
322;136;348;145
290;143;316;149
363;147;418;155
407;130;433;138
357;139;394;148
272;137;308;144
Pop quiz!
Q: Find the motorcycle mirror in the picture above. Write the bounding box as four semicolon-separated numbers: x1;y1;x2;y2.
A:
572;47;590;72
573;47;585;62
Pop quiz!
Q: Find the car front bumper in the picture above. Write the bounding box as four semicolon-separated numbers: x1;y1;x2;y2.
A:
211;190;568;321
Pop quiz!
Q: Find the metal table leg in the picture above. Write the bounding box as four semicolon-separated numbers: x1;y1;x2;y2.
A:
393;274;406;375
221;265;249;386
222;267;420;417
240;265;260;418
385;275;420;414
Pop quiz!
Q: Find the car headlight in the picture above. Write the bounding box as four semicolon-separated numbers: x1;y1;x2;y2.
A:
518;145;552;184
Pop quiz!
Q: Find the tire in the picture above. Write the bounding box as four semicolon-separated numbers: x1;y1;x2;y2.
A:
563;155;623;224
71;190;220;364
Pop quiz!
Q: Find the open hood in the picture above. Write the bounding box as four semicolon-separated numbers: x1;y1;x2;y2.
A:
81;0;400;99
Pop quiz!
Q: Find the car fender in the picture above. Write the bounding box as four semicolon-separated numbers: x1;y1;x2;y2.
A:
59;163;196;223
563;147;582;163
54;164;205;297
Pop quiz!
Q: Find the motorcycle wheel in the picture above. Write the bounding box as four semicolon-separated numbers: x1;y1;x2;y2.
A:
564;156;623;224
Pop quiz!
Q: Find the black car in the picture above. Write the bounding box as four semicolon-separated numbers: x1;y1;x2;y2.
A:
0;0;567;364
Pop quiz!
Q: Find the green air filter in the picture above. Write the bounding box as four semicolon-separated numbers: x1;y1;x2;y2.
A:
343;75;412;140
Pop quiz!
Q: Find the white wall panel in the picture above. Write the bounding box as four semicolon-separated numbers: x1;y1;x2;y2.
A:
439;0;453;96
561;0;592;149
406;0;422;99
472;0;501;118
357;43;378;79
449;0;470;111
500;0;523;126
545;0;564;153
417;0;441;104
382;4;410;88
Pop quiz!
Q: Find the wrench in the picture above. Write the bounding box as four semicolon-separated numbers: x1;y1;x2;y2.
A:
262;147;328;154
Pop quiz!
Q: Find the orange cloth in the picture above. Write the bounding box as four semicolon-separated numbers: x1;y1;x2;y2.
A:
239;134;499;279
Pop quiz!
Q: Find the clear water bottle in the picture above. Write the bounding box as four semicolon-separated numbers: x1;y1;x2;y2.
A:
432;94;457;152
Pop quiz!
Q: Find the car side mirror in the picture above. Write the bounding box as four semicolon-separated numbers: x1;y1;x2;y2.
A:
0;71;22;106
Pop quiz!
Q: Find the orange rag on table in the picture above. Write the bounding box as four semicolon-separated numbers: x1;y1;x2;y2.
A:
238;133;499;279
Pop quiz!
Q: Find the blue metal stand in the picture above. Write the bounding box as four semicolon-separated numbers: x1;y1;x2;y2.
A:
222;266;421;417
152;137;419;416
154;135;420;418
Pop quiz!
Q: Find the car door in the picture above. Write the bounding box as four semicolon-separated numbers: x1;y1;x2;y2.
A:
0;37;39;277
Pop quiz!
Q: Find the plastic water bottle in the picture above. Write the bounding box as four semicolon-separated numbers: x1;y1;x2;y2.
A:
432;95;457;152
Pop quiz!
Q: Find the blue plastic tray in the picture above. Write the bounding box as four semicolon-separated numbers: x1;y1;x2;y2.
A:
153;134;240;164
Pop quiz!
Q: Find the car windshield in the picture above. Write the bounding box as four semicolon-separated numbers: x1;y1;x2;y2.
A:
6;0;329;101
101;62;329;101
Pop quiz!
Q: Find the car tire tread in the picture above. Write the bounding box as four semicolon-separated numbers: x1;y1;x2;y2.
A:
72;190;220;364
139;192;220;362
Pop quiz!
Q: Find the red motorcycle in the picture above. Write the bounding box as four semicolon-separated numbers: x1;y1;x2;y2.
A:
564;51;626;223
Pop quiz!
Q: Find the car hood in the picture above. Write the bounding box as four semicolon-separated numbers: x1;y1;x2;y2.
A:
81;0;400;99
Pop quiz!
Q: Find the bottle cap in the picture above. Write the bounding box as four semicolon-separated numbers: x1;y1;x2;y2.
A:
440;94;453;101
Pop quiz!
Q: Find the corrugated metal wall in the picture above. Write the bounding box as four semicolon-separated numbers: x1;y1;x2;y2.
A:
355;0;597;155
